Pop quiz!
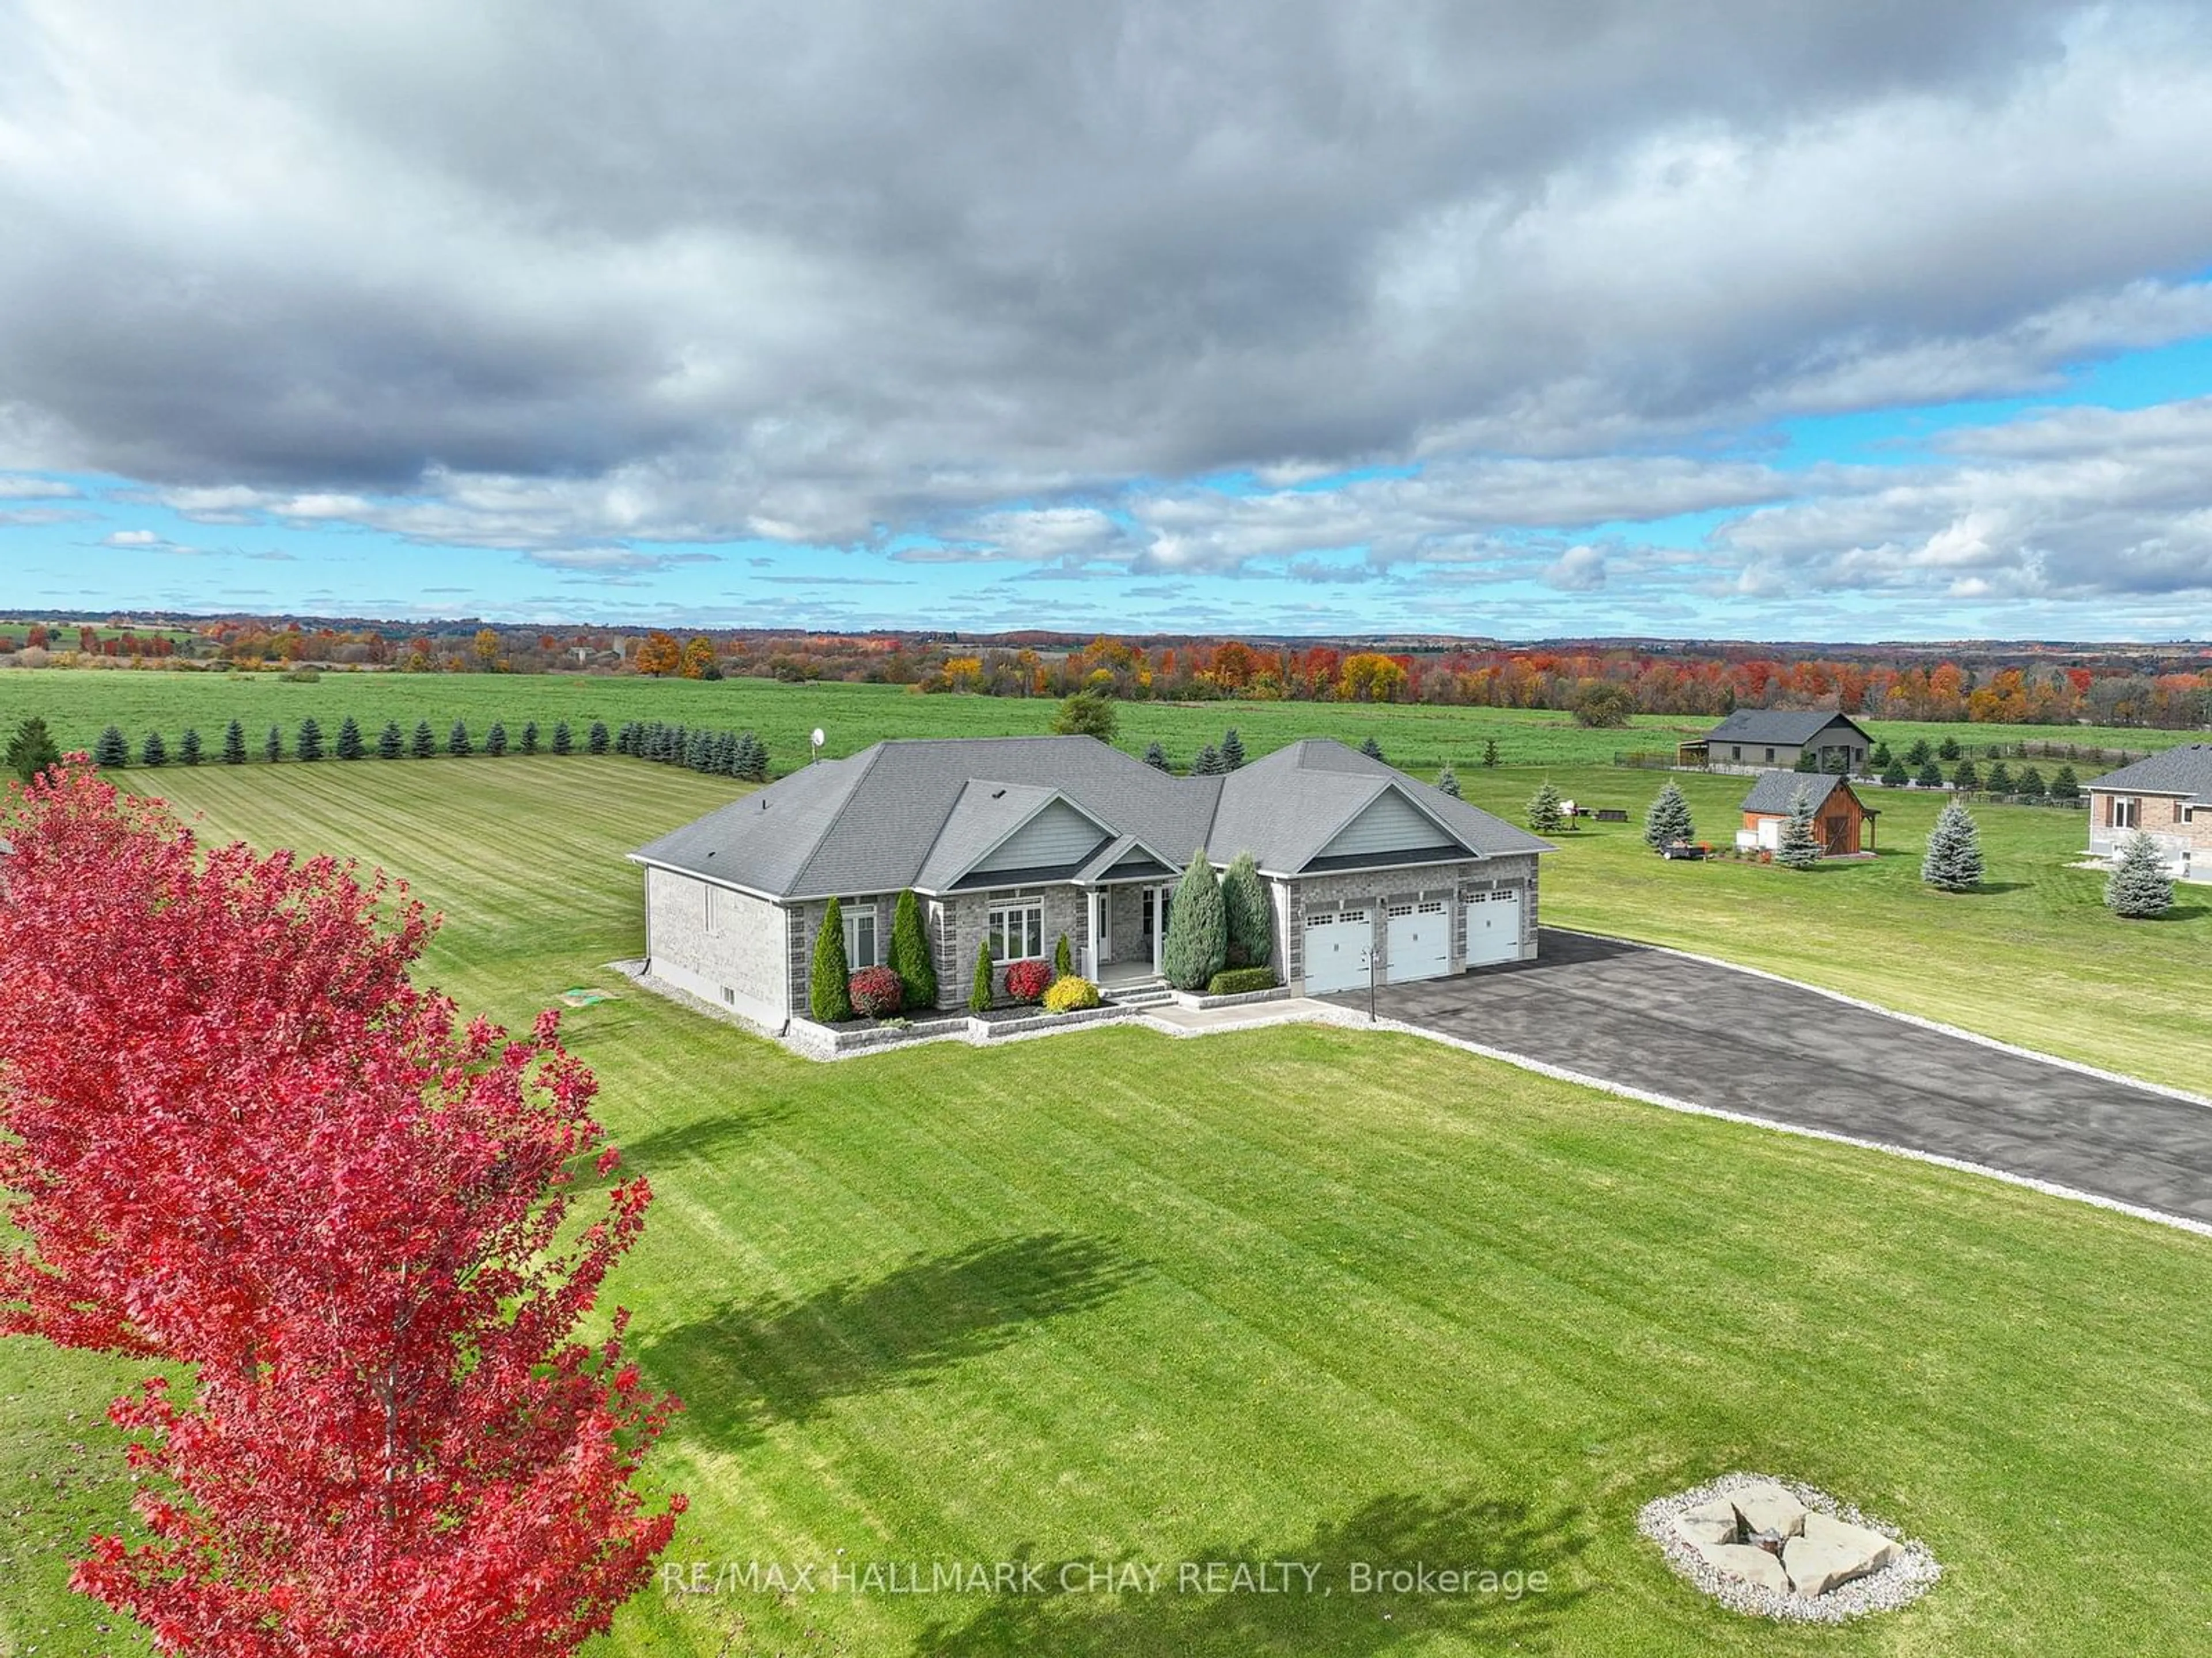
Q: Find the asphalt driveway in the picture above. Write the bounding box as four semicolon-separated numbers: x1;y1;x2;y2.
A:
1327;928;2212;1228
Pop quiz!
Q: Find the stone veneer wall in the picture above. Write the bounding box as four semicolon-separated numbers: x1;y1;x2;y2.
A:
919;884;1090;1009
644;867;793;1027
1272;853;1541;991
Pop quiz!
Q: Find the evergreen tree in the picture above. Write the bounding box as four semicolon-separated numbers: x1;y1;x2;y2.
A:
1482;738;1499;767
377;721;404;759
684;728;711;770
448;720;472;758
1221;850;1272;970
1793;748;1820;773
410;720;437;759
140;730;167;768
1903;739;1933;767
1950;758;1979;790
969;939;995;1013
296;718;324;762
2106;829;2175;919
551;720;574;755
177;728;203;767
1162;849;1228;990
1921;800;1984;891
484;721;508;758
888;889;934;1010
615;721;638;756
2016;765;2046;798
1359;736;1386;762
1220;728;1246;770
1775;785;1822;869
520;720;540;755
335;716;363;760
809;898;853;1022
1526;780;1564;834
1937;736;1961;762
94;725;130;768
1643;780;1695;850
1985;760;2013;795
1050;691;1117;743
1436;762;1461;798
1870;740;1894;770
1824;748;1851;774
1054;933;1073;977
264;725;283;764
2050;764;2081;802
1142;740;1171;772
1192;743;1225;776
222;719;247;766
589;720;610;755
1914;759;1944;788
1881;757;1910;787
4;716;62;784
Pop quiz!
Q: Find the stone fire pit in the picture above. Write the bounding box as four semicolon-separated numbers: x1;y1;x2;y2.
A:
1639;1474;1940;1621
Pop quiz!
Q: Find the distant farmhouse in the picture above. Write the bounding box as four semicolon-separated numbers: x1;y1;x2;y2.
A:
1683;710;1873;773
1736;771;1878;857
630;736;1552;1028
2084;744;2212;884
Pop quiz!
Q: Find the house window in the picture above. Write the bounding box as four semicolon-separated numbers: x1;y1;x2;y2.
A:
988;902;1044;962
843;903;879;970
1730;745;1741;760
1764;747;1776;762
2112;797;2138;829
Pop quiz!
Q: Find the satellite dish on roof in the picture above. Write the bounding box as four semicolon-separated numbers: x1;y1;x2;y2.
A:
810;727;825;762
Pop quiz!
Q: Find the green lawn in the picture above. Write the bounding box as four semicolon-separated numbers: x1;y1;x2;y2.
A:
2;757;2209;1655
2;667;2202;779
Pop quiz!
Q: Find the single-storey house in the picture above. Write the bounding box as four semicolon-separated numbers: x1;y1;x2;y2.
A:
2084;744;2212;883
630;735;1553;1026
1684;710;1873;773
1737;770;1878;856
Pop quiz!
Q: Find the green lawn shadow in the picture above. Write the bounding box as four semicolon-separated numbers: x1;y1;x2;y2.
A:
640;1233;1145;1448
910;1487;1588;1657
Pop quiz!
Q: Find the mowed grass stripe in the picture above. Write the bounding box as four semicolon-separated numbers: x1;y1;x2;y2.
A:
0;755;2181;1658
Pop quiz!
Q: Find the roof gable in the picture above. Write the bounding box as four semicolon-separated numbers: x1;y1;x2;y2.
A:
1705;709;1869;746
1740;769;1863;817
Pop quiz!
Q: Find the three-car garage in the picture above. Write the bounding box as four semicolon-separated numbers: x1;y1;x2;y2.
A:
1294;881;1529;994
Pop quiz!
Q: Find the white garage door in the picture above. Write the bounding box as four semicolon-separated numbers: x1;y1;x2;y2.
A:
1385;901;1451;984
1463;889;1523;967
1304;909;1371;994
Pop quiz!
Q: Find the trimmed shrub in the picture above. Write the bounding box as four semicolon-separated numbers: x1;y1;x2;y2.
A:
411;720;437;759
1221;850;1271;968
140;730;167;768
889;888;936;1010
551;720;574;755
1162;848;1228;990
297;718;324;762
1043;975;1101;1013
1005;957;1054;1002
1206;966;1279;995
94;725;129;768
809;898;853;1022
1054;933;1073;976
847;964;906;1019
448;720;472;758
177;728;202;767
588;720;610;755
484;721;508;757
377;721;404;759
222;719;247;765
969;940;995;1013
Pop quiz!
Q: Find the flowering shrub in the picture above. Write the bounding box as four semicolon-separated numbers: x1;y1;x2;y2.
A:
1004;957;1054;1003
847;965;906;1019
1043;975;1100;1013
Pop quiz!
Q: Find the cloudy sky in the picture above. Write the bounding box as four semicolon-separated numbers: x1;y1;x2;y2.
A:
3;1;2212;639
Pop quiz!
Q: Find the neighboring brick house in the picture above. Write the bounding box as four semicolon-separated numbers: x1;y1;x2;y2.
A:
1685;709;1873;773
629;735;1553;1027
1736;770;1878;856
2084;744;2212;883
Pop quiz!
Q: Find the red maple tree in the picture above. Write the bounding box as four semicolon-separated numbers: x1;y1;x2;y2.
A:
0;765;684;1655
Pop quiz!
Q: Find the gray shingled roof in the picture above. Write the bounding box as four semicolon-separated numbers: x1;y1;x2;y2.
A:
1703;708;1869;745
2084;743;2212;800
1740;770;1856;816
632;735;1550;897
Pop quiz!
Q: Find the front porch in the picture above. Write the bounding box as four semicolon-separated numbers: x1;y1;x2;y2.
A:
1080;880;1175;986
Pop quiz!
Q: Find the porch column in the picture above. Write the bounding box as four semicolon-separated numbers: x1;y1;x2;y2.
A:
1151;886;1164;976
1084;891;1100;982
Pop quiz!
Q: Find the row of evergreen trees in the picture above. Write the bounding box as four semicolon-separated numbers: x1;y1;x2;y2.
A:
88;717;614;767
612;721;770;781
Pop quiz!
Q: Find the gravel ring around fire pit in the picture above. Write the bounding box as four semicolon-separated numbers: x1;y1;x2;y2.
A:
1639;1472;1941;1622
